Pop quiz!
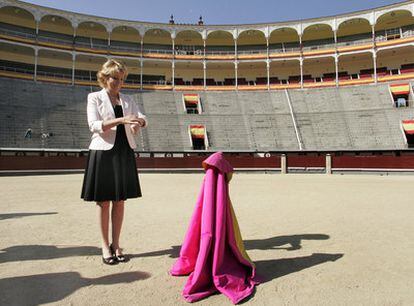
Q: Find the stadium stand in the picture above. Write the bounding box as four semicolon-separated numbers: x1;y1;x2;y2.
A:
1;0;414;161
1;77;413;152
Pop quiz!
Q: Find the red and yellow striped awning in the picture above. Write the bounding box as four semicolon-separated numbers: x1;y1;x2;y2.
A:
390;83;410;95
190;125;205;138
184;94;199;105
402;120;414;135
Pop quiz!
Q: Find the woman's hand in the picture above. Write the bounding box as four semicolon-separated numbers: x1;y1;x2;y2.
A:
122;114;140;125
130;118;146;134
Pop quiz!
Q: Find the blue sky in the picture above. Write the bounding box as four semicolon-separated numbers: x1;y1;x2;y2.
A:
23;0;404;25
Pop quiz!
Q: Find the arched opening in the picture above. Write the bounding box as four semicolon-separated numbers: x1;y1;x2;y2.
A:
303;57;335;83
0;6;36;39
337;18;371;45
142;60;170;85
375;10;414;41
111;26;141;52
0;42;35;76
338;52;373;80
143;29;172;54
270;60;300;84
206;62;235;86
206;30;234;55
175;30;203;55
238;61;266;85
37;49;72;80
175;61;203;86
377;46;414;76
38;15;74;46
302;24;334;50
237;30;266;54
75;21;108;50
269;27;300;53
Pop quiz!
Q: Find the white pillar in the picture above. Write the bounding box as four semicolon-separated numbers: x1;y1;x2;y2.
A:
72;53;76;85
373;51;377;84
235;61;238;89
335;55;339;87
266;36;270;90
140;38;143;89
326;154;332;174
140;60;143;90
281;154;287;174
203;61;206;89
172;37;175;88
266;60;270;90
172;61;175;89
371;25;376;44
234;38;238;88
300;58;303;89
35;20;39;36
34;49;38;82
73;27;77;46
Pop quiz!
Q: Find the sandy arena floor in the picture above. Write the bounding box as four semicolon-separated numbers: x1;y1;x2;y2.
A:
0;172;413;306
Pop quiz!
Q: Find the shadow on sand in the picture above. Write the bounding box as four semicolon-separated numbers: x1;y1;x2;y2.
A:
130;233;331;259
0;271;151;305
0;212;58;221
0;245;100;264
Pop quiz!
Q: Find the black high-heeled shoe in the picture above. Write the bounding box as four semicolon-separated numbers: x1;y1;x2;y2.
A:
102;255;118;265
110;244;128;263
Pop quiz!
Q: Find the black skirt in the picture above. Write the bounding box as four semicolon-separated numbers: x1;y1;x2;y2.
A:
81;105;142;202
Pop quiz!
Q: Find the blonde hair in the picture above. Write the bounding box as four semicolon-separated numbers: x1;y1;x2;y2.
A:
97;59;128;88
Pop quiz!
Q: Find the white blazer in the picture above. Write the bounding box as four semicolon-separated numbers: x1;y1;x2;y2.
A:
87;88;147;150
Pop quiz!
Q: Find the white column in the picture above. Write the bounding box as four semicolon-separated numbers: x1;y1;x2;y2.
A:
266;36;270;90
299;34;303;89
335;55;339;87
203;61;206;89
234;38;238;88
373;51;377;84
73;27;77;46
281;154;287;174
371;25;376;43
35;19;39;36
172;37;175;88
72;53;75;85
34;48;38;82
266;60;270;90
172;37;175;55
140;60;143;90
140;38;143;89
326;154;332;174
235;61;238;89
172;61;175;89
108;31;111;50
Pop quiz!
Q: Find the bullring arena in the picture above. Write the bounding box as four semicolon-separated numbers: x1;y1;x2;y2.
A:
1;0;414;305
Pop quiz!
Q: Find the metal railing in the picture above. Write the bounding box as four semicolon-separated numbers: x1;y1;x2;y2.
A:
37;35;73;46
0;65;33;75
2;25;414;57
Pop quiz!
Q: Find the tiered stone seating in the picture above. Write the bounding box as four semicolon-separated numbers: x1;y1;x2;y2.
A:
1;78;413;151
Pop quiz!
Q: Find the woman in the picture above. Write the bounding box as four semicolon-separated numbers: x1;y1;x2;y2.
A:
81;59;147;265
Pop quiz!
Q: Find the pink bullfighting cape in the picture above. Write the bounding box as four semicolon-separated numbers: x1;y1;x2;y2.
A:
170;152;258;304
